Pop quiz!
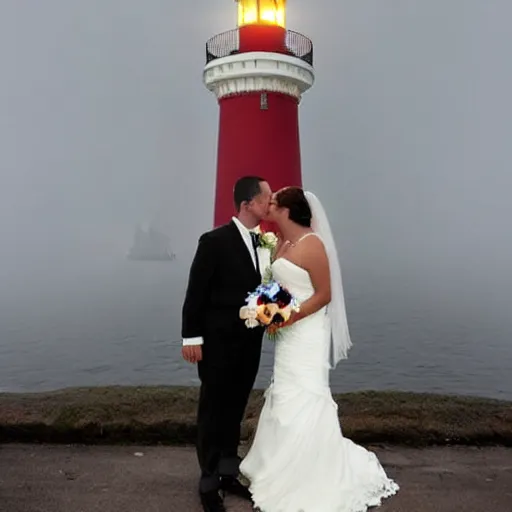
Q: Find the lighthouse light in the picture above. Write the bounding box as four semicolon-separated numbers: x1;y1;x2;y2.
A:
236;0;286;28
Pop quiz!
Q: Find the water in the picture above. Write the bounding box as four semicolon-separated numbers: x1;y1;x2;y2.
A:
1;259;511;401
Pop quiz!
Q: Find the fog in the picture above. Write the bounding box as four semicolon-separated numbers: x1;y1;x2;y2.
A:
1;1;512;330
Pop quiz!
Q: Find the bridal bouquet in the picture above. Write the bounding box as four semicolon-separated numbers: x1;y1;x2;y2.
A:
239;274;299;333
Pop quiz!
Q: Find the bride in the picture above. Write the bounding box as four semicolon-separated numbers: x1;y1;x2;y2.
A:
240;187;399;512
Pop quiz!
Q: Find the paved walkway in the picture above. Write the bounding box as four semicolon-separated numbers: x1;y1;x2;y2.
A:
0;444;511;511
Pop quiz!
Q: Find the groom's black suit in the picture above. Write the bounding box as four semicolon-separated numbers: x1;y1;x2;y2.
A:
182;220;264;493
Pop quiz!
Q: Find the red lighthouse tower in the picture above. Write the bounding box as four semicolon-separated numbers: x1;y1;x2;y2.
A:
204;0;315;227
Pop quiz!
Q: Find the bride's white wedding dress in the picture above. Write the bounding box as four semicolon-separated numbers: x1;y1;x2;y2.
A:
240;257;399;512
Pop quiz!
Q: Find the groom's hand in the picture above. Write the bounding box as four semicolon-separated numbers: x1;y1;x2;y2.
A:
182;345;203;364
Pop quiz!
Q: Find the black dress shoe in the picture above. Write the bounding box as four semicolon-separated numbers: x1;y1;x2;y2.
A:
200;489;226;512
220;476;253;502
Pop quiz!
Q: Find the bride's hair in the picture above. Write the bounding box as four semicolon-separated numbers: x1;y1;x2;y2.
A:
275;187;312;227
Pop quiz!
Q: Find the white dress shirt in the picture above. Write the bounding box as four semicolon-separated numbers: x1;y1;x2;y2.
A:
232;216;261;270
182;218;267;346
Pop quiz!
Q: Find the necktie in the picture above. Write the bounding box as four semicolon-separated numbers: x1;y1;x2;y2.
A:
250;232;261;274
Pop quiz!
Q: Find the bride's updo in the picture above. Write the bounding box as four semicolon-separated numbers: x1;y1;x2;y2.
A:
275;187;312;228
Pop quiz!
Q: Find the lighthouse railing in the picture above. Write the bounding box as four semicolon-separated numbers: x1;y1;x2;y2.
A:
205;28;313;66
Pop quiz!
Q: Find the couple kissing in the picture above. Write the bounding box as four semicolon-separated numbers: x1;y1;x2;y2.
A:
181;176;398;512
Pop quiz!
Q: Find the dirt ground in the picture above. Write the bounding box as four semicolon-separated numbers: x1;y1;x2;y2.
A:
1;444;511;511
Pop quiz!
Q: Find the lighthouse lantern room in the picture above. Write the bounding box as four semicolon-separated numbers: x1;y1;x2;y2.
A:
237;0;286;27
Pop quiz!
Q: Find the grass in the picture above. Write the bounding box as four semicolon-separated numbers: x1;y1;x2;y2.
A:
0;386;511;446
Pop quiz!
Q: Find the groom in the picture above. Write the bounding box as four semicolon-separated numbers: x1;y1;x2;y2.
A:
181;176;273;512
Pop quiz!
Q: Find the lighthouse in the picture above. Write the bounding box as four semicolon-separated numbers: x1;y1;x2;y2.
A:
203;0;315;227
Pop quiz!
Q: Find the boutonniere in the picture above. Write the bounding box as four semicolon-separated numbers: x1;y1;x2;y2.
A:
258;231;279;251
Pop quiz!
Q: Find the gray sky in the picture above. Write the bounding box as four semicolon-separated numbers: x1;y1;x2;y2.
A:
1;1;511;304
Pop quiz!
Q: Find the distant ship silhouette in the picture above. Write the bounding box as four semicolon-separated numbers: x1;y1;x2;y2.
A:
127;225;176;261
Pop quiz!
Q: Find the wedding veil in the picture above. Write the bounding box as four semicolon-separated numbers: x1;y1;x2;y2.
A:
304;191;352;368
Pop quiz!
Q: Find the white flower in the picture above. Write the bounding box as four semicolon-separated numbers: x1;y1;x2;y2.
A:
246;296;258;309
245;308;257;319
245;318;259;328
261;232;278;248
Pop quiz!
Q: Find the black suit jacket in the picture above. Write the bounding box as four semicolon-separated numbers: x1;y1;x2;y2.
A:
181;221;263;342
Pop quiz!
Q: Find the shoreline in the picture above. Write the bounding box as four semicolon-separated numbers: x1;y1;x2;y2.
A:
0;385;511;446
